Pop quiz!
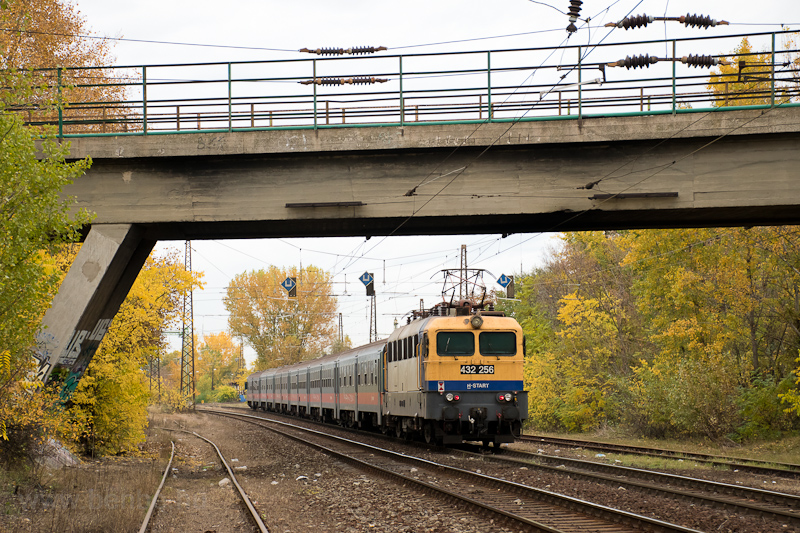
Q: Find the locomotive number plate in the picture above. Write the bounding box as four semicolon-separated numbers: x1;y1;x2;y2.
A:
460;365;494;375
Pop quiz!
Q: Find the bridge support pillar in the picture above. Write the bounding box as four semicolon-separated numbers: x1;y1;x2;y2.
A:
35;224;155;397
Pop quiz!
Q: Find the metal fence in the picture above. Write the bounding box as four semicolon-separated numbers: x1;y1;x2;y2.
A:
15;30;800;137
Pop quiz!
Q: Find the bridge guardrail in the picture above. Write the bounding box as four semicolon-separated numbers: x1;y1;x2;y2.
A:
12;30;800;137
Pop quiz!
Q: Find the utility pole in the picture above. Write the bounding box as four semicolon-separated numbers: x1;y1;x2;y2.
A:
179;241;196;409
459;244;467;300
369;296;377;342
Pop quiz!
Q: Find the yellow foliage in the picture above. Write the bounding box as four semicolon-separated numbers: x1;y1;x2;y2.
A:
0;0;134;133
708;36;800;107
225;265;337;369
68;250;201;455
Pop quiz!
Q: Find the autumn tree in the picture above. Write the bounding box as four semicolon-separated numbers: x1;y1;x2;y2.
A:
0;0;131;133
224;266;337;370
195;332;243;402
708;36;800;107
68;251;200;455
503;227;800;440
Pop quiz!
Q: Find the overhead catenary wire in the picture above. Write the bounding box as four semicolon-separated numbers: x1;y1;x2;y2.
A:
339;0;646;269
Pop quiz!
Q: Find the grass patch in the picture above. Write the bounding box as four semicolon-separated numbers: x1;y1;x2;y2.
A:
0;432;172;533
598;453;709;471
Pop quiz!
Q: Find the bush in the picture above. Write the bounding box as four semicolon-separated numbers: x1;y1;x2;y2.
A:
734;376;798;441
0;383;83;477
212;385;239;403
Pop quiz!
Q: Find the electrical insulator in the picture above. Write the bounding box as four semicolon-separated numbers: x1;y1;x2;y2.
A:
350;46;388;55
610;54;660;70
299;77;389;86
681;54;726;68
566;0;582;33
681;13;725;29
612;14;655;30
299;46;387;56
605;13;728;30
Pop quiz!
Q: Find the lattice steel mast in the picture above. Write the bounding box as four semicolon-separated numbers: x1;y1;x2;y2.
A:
179;241;195;408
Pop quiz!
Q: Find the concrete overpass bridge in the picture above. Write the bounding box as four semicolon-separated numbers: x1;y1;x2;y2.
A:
33;29;800;393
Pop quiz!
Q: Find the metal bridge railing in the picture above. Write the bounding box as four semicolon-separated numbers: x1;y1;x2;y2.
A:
13;30;800;137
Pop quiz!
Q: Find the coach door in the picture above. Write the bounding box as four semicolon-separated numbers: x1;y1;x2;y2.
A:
334;361;340;419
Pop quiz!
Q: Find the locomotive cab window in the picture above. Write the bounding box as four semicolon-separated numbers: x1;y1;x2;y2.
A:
436;331;474;356
479;332;517;356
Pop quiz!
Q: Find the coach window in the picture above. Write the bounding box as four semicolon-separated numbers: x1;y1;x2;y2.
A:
479;332;517;356
436;331;475;356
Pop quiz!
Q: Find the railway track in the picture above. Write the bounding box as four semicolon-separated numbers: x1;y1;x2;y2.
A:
201;407;700;533
471;446;800;527
139;427;269;533
518;434;800;479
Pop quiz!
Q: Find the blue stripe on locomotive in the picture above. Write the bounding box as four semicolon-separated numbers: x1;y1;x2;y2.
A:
426;380;525;391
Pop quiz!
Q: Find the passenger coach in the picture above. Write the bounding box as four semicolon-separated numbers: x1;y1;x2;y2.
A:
246;300;527;446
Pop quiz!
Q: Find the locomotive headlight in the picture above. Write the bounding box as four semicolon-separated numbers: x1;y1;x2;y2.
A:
470;315;484;329
504;393;513;402
445;393;455;402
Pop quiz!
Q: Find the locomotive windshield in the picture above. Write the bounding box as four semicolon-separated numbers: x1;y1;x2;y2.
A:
479;332;517;356
436;331;475;356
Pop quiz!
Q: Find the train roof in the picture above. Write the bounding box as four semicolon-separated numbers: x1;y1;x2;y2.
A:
246;339;386;379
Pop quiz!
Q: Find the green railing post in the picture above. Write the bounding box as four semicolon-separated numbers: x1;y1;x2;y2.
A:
578;46;582;119
487;51;492;121
142;66;148;135
57;68;63;139
672;40;677;114
313;59;317;130
771;32;776;107
228;63;233;132
399;55;404;127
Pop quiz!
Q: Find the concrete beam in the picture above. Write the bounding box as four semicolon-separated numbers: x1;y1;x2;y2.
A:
35;224;155;390
65;107;800;159
60;109;800;240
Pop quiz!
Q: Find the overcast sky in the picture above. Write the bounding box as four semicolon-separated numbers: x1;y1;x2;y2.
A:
68;0;800;360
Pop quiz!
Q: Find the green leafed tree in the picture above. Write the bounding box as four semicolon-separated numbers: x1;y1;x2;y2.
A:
0;110;92;443
224;266;337;370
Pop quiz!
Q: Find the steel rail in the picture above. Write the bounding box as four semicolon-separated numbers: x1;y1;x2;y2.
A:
156;426;269;533
518;435;800;478
200;408;701;533
138;440;175;533
470;447;800;525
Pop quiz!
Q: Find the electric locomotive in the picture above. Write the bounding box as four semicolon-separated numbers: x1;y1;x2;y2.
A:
245;298;527;446
384;299;526;445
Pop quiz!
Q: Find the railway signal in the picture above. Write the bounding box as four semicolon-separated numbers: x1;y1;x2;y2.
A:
361;272;375;296
497;274;515;299
282;277;297;298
